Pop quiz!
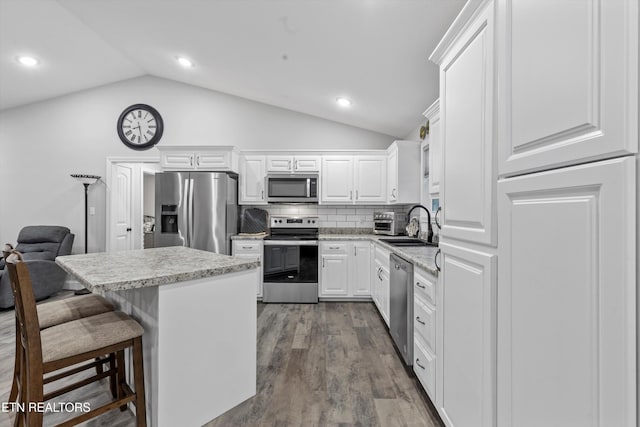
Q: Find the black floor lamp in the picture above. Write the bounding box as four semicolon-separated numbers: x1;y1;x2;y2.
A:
70;174;101;295
70;174;101;253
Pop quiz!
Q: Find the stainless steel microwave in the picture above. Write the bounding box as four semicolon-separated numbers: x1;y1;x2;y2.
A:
266;174;318;203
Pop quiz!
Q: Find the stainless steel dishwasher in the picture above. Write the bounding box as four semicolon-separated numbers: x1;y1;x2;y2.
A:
390;253;413;366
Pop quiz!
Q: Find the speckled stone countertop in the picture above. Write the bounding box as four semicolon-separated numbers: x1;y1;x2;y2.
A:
231;233;439;276
231;233;268;240
56;246;260;293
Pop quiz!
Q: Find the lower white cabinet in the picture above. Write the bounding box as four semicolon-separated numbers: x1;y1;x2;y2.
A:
371;243;390;327
231;240;263;298
436;241;496;427
320;241;371;299
497;157;637;427
414;266;438;401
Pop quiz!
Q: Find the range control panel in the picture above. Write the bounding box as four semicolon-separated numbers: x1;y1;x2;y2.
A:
270;216;319;228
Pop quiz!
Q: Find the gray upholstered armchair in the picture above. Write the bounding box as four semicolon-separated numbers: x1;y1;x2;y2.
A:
0;226;74;308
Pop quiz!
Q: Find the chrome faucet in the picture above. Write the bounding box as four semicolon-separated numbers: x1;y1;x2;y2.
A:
406;204;433;243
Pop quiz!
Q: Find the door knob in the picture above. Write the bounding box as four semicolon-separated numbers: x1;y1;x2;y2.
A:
126;227;132;232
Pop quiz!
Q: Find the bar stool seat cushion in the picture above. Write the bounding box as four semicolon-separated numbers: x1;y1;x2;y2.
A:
41;311;144;364
37;294;114;329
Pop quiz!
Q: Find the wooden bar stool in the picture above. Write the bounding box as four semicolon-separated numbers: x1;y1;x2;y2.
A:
6;252;147;427
5;241;117;404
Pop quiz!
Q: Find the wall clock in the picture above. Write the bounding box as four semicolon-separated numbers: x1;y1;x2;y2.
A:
117;104;164;150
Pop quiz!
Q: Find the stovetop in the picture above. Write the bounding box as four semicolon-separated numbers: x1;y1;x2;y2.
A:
266;216;319;240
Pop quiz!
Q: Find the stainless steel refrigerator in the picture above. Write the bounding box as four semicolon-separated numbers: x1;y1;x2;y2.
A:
154;172;238;255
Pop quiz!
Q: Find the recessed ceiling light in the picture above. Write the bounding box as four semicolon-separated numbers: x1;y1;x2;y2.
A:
177;56;194;68
336;97;352;107
17;56;38;67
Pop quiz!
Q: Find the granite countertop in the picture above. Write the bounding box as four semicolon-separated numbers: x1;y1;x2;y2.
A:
232;233;439;276
231;233;268;240
56;246;260;293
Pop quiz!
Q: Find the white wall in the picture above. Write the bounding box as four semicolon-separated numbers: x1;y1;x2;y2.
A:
0;75;394;253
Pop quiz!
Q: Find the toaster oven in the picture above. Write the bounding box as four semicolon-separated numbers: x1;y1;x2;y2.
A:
373;211;405;236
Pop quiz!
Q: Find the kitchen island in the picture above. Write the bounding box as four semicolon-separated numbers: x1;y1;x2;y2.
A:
56;246;260;427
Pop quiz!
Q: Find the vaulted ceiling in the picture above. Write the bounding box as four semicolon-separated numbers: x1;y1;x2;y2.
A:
0;0;465;137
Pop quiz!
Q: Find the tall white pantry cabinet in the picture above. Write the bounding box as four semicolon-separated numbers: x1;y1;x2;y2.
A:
430;1;638;427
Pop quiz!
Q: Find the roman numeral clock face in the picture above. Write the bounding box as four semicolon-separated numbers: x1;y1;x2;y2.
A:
117;104;164;150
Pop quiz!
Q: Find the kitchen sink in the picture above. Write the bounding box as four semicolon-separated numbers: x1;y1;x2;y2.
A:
379;238;438;247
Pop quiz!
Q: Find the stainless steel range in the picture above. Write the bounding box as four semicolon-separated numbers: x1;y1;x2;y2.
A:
262;216;319;303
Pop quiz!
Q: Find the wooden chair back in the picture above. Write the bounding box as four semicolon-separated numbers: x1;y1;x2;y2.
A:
5;251;44;374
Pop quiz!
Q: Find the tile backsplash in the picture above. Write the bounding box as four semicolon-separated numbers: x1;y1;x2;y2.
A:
241;205;410;230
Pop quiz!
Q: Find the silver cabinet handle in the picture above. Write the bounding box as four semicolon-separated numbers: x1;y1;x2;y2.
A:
394;264;400;270
261;190;264;200
329;246;340;250
354;246;356;256
288;160;292;170
416;316;426;325
241;246;253;250
391;188;397;198
295;159;298;170
435;249;441;272
356;190;359;200
435;206;442;230
416;359;426;370
190;156;193;167
416;282;426;289
350;190;353;200
196;155;200;166
322;257;326;268
377;267;383;280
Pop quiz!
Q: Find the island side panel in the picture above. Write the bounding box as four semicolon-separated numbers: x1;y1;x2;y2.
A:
105;286;160;427
157;269;258;427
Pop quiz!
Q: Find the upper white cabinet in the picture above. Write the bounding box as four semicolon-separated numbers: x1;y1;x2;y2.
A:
423;100;442;195
321;156;354;203
497;157;636;427
436;241;496;427
386;141;421;204
496;0;638;176
239;155;266;205
431;1;496;246
158;146;239;172
266;155;320;173
321;155;386;204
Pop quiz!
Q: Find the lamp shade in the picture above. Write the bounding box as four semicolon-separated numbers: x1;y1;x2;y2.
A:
70;174;101;185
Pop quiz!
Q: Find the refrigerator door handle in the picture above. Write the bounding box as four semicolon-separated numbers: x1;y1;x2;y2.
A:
188;178;195;247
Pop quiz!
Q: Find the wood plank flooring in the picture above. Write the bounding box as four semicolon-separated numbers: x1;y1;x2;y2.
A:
0;296;442;426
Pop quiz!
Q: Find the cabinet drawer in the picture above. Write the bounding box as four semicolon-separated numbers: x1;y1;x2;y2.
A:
414;297;436;353
414;268;436;306
196;152;231;170
321;242;349;254
414;339;436;399
233;241;262;254
161;152;195;169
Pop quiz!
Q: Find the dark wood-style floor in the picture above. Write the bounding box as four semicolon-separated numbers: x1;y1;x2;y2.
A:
0;297;442;426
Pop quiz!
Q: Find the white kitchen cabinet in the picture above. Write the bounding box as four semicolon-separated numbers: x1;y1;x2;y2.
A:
436;241;496;427
239;155;266;205
266;155;320;173
423;100;441;195
158;146;239;172
497;157;636;427
431;0;496;247
496;0;638;177
321;155;387;204
414;266;438;401
386;140;421;204
349;242;371;296
372;243;391;327
321;157;354;203
232;240;264;298
320;241;371;299
354;156;386;203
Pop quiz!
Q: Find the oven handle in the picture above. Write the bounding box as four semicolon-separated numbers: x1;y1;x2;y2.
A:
264;240;319;246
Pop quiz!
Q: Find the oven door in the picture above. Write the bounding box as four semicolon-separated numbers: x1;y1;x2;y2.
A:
374;220;395;235
266;175;318;203
263;240;318;303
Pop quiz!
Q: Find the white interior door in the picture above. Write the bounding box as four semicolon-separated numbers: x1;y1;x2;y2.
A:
110;164;133;252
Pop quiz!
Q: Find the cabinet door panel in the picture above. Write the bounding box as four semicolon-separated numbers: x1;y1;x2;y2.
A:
497;157;636;427
196;152;230;170
437;242;496;427
320;254;349;296
321;157;353;203
428;111;442;195
266;156;293;173
440;2;496;246
354;156;386;203
350;242;371;296
498;0;638;176
239;156;266;204
161;152;194;169
294;156;320;172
